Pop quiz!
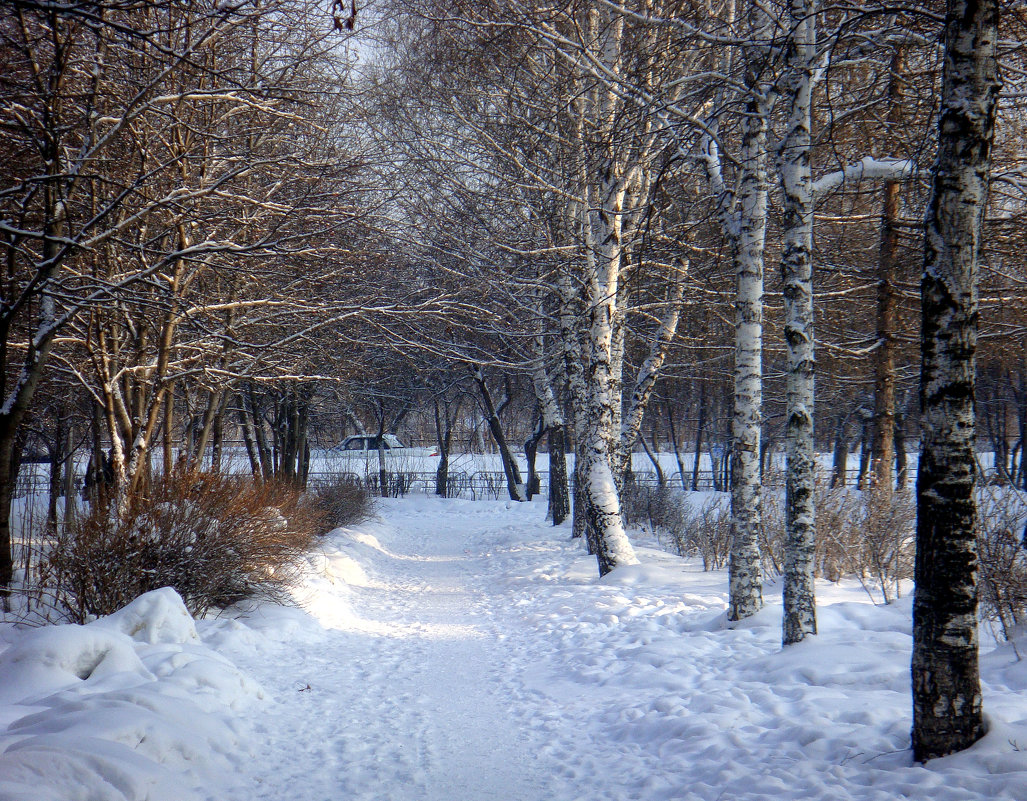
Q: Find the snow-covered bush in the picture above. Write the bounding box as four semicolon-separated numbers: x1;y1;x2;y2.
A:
307;474;376;528
40;473;327;621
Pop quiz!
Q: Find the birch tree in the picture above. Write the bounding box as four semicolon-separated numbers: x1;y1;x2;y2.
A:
776;0;818;645
911;0;1000;762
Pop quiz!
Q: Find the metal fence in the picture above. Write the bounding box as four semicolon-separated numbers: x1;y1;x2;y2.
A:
11;463;911;505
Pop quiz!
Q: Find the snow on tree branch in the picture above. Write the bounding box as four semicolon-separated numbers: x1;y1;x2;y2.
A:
811;157;916;198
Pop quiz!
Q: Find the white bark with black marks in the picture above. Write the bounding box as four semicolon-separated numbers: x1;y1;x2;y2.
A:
777;0;818;646
912;0;999;763
727;105;769;623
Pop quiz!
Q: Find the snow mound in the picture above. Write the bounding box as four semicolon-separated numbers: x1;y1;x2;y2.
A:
0;625;154;706
90;586;200;644
0;589;262;801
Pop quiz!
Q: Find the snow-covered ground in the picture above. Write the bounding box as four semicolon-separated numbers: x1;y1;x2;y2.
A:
4;496;1027;800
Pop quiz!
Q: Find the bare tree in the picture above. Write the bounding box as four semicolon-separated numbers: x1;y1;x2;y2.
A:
0;1;268;593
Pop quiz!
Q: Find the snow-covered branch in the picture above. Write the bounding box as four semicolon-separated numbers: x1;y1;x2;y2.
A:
812;157;916;198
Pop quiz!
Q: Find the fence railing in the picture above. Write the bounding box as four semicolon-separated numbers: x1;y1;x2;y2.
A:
11;464;910;504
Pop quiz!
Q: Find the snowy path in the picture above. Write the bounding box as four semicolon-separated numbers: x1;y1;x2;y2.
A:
12;496;1027;800
219;503;553;801
209;497;1027;801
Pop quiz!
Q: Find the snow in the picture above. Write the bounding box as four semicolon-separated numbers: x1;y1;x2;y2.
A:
5;496;1027;800
0;590;260;801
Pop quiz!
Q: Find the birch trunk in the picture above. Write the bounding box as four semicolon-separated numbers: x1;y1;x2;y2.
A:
613;277;686;485
728;106;768;622
778;0;818;645
559;275;590;541
548;425;570;525
912;0;998;762
531;354;570;524
581;175;639;575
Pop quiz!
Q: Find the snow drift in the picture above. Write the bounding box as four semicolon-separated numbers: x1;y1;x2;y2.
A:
0;588;261;801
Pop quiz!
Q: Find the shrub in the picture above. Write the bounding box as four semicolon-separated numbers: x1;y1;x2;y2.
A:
977;488;1027;640
621;483;684;536
40;473;327;621
621;484;732;570
673;497;732;571
762;478;914;603
307;474;376;528
363;471;412;498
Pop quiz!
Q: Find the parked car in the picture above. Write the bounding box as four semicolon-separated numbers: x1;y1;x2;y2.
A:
338;434;404;452
332;435;437;458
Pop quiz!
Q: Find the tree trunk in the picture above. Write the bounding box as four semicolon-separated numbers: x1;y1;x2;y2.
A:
613;278;685;484
558;274;589;540
0;350;56;592
857;413;872;490
434;399;453;498
210;394;228;474
529;348;570;523
473;368;525;502
641;426;665;487
0;434;23;601
830;413;849;489
894;407;908;490
872;177;901;491
238;395;261;478
524;415;546;501
912;0;998;762
89;402;108;506
248;386;272;480
163;384;175;477
48;412;66;527
872;46;907;491
778;0;817;645
296;399;310;489
62;424;76;528
375;408;390;497
191;389;223;473
729;101;768;622
579;293;638;575
572;455;590;545
663;399;687;491
691;395;705;491
548;424;570;525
